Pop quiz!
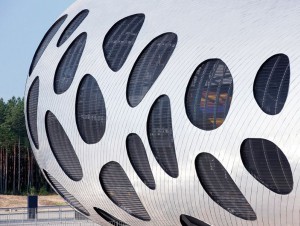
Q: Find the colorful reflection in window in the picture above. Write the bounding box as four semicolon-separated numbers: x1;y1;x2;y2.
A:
185;59;233;130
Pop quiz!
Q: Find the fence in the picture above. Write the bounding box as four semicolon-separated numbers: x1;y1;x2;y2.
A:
0;206;98;226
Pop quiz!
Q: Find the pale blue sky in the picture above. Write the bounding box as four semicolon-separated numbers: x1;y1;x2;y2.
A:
0;0;75;101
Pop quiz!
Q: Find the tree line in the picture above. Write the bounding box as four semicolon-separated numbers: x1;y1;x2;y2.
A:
0;97;51;195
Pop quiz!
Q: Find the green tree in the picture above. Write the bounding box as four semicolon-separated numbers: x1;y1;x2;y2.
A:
0;97;50;195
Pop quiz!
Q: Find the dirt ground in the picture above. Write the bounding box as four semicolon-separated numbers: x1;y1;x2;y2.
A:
0;195;66;208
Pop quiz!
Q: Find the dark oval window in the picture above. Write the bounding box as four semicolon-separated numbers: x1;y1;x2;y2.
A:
43;169;89;216
185;59;233;130
195;153;256;221
45;111;83;181
57;9;89;47
99;161;150;221
126;133;155;190
54;32;87;94
26;77;40;149
76;74;106;144
29;15;67;75
127;33;178;107
94;207;128;226
103;14;145;72
241;138;293;194
180;214;210;226
147;95;178;178
253;54;290;115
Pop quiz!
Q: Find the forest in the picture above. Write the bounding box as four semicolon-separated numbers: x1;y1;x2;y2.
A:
0;97;51;195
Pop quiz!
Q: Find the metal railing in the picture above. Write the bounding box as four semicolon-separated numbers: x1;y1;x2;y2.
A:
0;206;98;225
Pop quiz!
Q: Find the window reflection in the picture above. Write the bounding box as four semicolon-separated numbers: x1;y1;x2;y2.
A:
185;59;233;130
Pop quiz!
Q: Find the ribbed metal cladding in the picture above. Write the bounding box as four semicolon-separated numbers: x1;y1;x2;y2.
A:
180;214;210;226
45;111;83;181
185;59;233;131
26;77;39;149
126;133;155;190
94;207;129;226
54;32;87;94
99;161;151;221
127;33;177;107
103;14;145;72
147;95;178;178
253;54;290;115
241;138;293;194
76;74;106;144
29;15;67;76
43;170;89;216
195;153;257;221
57;9;89;47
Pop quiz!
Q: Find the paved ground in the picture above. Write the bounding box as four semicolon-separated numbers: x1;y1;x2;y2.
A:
0;195;66;208
0;206;99;226
1;220;98;226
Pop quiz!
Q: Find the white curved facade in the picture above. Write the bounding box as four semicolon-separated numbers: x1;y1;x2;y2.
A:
24;0;300;225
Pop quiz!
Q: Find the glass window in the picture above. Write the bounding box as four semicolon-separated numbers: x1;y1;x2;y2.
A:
26;77;39;149
147;95;178;178
180;214;210;226
253;54;290;115
195;153;256;220
54;32;87;94
76;74;106;144
57;9;89;47
126;133;155;189
185;59;233;130
103;14;145;72
94;207;128;226
127;33;177;107
45;111;83;181
241;138;293;194
29;15;67;75
99;161;150;221
44;170;89;215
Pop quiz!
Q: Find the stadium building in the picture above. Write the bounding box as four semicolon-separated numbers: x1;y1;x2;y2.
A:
25;0;300;225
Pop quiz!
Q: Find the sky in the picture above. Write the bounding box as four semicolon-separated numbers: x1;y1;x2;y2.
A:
0;0;76;101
